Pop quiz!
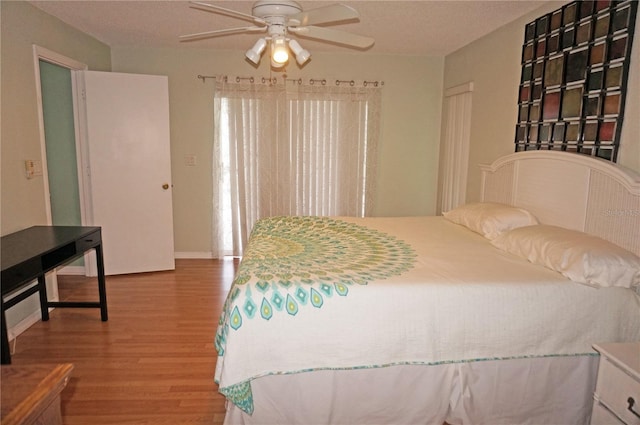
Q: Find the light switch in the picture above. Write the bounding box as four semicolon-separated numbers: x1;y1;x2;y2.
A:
25;160;43;179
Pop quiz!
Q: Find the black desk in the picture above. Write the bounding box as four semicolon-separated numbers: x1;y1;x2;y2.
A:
1;226;108;364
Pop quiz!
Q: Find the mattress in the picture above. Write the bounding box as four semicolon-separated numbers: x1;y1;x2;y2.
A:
214;216;640;414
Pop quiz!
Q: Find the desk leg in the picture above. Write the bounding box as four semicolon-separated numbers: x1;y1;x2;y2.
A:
95;244;108;321
1;301;11;364
37;275;50;321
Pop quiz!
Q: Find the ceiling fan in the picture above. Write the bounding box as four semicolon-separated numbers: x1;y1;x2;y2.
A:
179;1;375;68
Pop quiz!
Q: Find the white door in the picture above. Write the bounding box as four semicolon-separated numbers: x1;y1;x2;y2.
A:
438;82;474;214
79;71;175;275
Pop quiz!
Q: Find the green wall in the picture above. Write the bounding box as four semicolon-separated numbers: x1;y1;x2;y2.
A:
111;47;444;256
443;2;640;203
1;0;111;236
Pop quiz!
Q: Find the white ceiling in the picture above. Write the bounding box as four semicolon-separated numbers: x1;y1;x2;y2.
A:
29;0;563;56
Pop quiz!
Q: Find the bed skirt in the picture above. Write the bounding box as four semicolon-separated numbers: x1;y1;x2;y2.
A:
223;355;598;425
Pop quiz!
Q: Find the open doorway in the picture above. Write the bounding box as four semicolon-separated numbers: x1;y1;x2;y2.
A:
39;61;82;227
33;45;90;277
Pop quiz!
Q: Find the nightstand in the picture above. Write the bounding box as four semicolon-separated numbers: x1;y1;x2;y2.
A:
591;343;640;425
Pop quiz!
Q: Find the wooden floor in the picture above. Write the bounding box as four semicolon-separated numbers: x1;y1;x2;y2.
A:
5;259;237;425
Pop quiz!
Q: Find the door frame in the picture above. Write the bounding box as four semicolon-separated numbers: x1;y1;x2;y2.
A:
33;45;93;277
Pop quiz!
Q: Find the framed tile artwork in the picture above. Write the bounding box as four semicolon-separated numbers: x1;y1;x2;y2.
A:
515;0;637;161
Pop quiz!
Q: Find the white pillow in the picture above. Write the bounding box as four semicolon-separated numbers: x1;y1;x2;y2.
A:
443;202;539;240
491;225;640;289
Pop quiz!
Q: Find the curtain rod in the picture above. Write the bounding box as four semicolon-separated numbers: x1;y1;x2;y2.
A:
197;74;384;87
197;75;276;84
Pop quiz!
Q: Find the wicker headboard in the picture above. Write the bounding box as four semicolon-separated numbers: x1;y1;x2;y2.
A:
480;151;640;256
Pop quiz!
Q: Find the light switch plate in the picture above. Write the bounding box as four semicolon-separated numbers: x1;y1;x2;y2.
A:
25;160;43;179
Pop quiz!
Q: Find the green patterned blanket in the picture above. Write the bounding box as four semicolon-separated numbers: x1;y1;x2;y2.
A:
214;216;416;413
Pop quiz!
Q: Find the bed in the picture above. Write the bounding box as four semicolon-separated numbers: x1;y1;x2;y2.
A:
215;151;640;425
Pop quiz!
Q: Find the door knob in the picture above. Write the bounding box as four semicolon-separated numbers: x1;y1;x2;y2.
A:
162;183;170;190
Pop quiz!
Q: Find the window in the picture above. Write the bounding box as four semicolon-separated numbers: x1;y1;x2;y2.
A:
213;81;381;257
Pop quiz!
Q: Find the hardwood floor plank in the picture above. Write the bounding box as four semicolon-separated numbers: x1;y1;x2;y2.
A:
4;259;236;425
62;413;227;425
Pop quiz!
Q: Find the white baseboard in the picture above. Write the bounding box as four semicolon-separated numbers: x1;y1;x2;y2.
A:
57;265;86;275
7;307;54;342
174;252;215;259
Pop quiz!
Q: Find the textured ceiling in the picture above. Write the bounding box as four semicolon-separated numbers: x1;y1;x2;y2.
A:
29;1;563;56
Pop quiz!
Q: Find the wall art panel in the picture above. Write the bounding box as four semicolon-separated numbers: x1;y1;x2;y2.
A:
515;0;637;162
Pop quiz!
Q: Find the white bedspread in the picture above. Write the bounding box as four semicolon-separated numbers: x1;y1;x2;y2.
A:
214;216;640;414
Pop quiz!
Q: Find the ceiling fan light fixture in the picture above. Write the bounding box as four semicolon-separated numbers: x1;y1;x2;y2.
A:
271;37;289;64
181;1;374;69
245;38;267;65
288;39;310;65
271;56;286;69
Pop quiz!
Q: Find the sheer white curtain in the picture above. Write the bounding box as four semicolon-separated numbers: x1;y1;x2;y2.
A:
285;84;381;217
212;79;381;257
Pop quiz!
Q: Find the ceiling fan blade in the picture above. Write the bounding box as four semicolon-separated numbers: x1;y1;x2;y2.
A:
189;1;266;25
290;26;374;49
288;4;359;26
179;26;266;42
